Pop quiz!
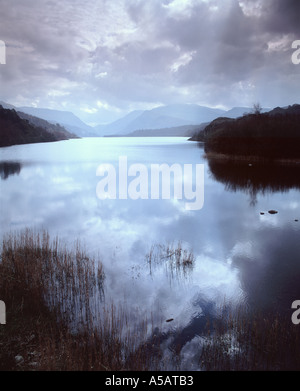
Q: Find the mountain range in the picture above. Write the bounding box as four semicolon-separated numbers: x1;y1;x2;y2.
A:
0;101;271;138
96;105;272;136
96;104;225;136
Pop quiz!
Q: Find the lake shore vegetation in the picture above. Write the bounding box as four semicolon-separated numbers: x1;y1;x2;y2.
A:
1;229;300;371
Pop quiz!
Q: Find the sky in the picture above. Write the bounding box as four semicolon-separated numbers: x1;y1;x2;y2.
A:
0;0;299;125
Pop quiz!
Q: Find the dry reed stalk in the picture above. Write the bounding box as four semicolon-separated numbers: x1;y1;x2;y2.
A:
0;229;156;371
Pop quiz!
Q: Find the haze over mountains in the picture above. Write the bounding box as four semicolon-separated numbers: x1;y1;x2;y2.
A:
0;101;271;138
96;104;225;136
0;105;77;147
17;106;94;137
0;101;95;137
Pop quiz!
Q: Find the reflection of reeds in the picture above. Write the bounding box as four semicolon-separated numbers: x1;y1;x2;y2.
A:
146;242;195;280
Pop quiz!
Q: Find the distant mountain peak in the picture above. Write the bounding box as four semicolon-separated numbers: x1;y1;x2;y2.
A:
93;104;228;136
12;105;96;137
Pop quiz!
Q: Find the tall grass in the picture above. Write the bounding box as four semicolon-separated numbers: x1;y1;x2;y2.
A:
0;229;154;371
199;304;300;371
1;230;300;371
146;242;195;282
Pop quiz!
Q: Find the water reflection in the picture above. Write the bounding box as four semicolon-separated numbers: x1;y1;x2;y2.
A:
146;242;195;283
1;138;300;369
0;162;22;180
231;225;300;314
207;158;300;206
206;156;300;312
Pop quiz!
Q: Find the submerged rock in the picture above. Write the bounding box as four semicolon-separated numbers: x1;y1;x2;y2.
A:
268;210;278;215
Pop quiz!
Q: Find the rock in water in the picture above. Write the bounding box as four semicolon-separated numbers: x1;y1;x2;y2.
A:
268;210;278;215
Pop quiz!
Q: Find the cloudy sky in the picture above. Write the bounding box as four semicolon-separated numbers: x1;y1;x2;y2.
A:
0;0;299;125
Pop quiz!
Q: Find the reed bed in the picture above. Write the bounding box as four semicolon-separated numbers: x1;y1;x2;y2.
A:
199;304;300;371
1;230;300;371
146;242;195;281
0;229;155;371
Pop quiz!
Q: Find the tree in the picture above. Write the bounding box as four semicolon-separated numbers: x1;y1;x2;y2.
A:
252;102;262;115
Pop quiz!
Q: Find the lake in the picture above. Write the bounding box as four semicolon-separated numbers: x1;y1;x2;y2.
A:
1;137;300;369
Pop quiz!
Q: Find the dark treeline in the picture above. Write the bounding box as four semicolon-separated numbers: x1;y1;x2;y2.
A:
192;104;300;160
0;106;77;147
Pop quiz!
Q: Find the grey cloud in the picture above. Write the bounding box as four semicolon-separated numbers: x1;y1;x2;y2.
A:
260;0;300;35
0;0;299;122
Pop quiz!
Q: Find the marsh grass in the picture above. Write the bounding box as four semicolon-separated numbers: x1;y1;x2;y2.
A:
199;304;300;371
146;242;195;281
1;230;300;371
0;229;155;371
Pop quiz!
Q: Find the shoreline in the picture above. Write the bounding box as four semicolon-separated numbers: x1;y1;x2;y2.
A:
1;229;300;371
204;151;300;166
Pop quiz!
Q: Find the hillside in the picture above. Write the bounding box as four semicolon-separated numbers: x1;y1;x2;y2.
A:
17;106;96;137
125;104;224;132
0;101;95;137
94;104;271;137
189;117;235;142
0;101;272;139
0;106;77;147
224;106;270;118
17;111;77;140
193;104;300;160
94;104;226;136
95;110;144;136
115;124;207;137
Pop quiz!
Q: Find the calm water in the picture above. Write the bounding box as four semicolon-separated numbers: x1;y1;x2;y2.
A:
1;137;300;368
